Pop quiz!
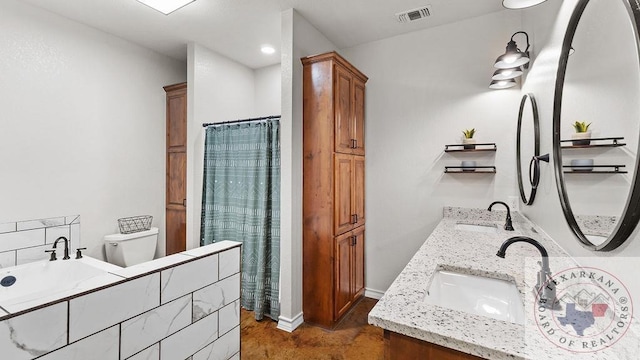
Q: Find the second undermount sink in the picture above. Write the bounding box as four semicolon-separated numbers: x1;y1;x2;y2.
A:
585;234;608;246
455;222;498;234
423;270;524;325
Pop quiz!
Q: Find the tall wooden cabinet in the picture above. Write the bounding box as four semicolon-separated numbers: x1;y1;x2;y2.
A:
164;83;187;256
302;52;368;328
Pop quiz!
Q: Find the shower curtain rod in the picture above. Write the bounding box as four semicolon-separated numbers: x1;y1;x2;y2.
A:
202;115;280;128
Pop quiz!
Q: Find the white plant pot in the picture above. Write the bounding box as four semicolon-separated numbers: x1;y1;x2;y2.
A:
461;160;477;171
571;131;591;146
571;158;594;172
462;138;476;149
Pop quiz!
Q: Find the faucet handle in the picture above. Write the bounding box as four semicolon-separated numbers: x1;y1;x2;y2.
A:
45;249;57;261
75;248;87;259
540;278;559;309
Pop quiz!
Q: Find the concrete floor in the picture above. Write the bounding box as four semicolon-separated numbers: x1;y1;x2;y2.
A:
240;298;384;359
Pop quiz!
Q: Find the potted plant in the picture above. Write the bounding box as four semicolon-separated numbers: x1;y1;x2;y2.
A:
462;128;476;149
571;121;592;146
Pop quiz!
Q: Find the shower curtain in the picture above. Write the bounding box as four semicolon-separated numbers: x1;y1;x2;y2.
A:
200;119;280;321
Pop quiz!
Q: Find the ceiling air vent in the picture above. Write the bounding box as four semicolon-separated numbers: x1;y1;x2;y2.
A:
396;5;432;23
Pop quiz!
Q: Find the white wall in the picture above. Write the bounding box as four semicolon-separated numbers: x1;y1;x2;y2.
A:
279;8;337;331
521;0;640;258
255;64;282;116
0;0;185;260
340;11;523;294
185;43;257;251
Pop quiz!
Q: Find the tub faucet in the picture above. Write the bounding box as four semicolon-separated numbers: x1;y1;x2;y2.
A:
53;236;71;260
488;201;514;231
496;236;559;309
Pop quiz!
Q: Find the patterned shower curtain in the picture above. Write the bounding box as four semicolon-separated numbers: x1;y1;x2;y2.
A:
200;119;280;321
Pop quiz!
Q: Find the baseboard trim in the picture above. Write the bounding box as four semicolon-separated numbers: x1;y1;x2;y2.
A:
277;312;304;332
365;288;385;300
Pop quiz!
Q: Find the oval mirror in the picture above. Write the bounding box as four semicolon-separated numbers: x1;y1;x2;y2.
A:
553;0;640;251
516;93;543;205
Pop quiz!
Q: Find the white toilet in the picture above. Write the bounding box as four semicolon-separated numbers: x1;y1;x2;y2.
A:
104;227;159;267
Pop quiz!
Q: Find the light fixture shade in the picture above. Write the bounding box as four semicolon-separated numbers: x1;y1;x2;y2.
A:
494;40;530;69
489;79;517;90
137;0;196;15
503;0;548;9
494;53;530;69
492;67;524;80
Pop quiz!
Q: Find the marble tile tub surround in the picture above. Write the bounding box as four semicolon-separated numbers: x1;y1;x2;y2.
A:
0;241;241;360
0;215;80;268
0;256;125;314
368;207;637;360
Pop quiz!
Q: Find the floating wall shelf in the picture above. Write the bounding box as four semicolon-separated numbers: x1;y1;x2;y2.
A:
445;166;496;174
444;143;497;152
561;137;626;149
562;164;627;174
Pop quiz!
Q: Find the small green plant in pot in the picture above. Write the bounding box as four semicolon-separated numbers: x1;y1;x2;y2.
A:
571;121;592;146
462;128;476;149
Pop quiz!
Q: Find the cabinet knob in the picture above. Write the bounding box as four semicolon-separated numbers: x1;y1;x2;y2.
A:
351;139;357;149
351;214;358;224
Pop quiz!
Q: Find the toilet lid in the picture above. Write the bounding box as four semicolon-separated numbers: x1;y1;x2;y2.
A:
104;227;158;242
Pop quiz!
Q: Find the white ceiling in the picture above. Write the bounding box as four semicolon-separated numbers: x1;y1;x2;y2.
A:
19;0;506;69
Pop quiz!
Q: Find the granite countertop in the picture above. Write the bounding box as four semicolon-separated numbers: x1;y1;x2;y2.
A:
368;207;638;359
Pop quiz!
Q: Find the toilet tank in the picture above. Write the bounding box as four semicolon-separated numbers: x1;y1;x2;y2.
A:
104;227;158;267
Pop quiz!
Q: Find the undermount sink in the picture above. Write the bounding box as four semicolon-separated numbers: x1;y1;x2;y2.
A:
585;234;608;246
455;223;498;234
423;270;524;324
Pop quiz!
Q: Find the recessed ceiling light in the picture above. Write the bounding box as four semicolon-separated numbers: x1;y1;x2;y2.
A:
261;46;276;55
502;0;548;9
136;0;196;15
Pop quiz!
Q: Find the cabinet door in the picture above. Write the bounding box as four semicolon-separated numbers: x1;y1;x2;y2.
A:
334;65;354;154
334;154;354;235
334;231;353;320
352;226;365;300
353;78;366;156
353;156;365;228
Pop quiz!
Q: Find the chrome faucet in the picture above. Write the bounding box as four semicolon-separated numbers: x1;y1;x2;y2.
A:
488;201;514;231
496;236;559;309
53;236;71;260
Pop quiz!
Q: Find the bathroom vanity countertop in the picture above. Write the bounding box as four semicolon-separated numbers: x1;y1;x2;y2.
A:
368;207;638;359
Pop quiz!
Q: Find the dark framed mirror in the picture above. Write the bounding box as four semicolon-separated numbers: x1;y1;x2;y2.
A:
553;0;640;251
516;93;546;205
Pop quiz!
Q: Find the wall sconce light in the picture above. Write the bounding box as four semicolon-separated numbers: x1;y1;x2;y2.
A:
503;0;549;9
489;79;518;90
494;31;530;69
489;31;531;89
492;66;524;81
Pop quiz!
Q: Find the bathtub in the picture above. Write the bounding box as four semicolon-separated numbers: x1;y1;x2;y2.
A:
0;257;124;314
